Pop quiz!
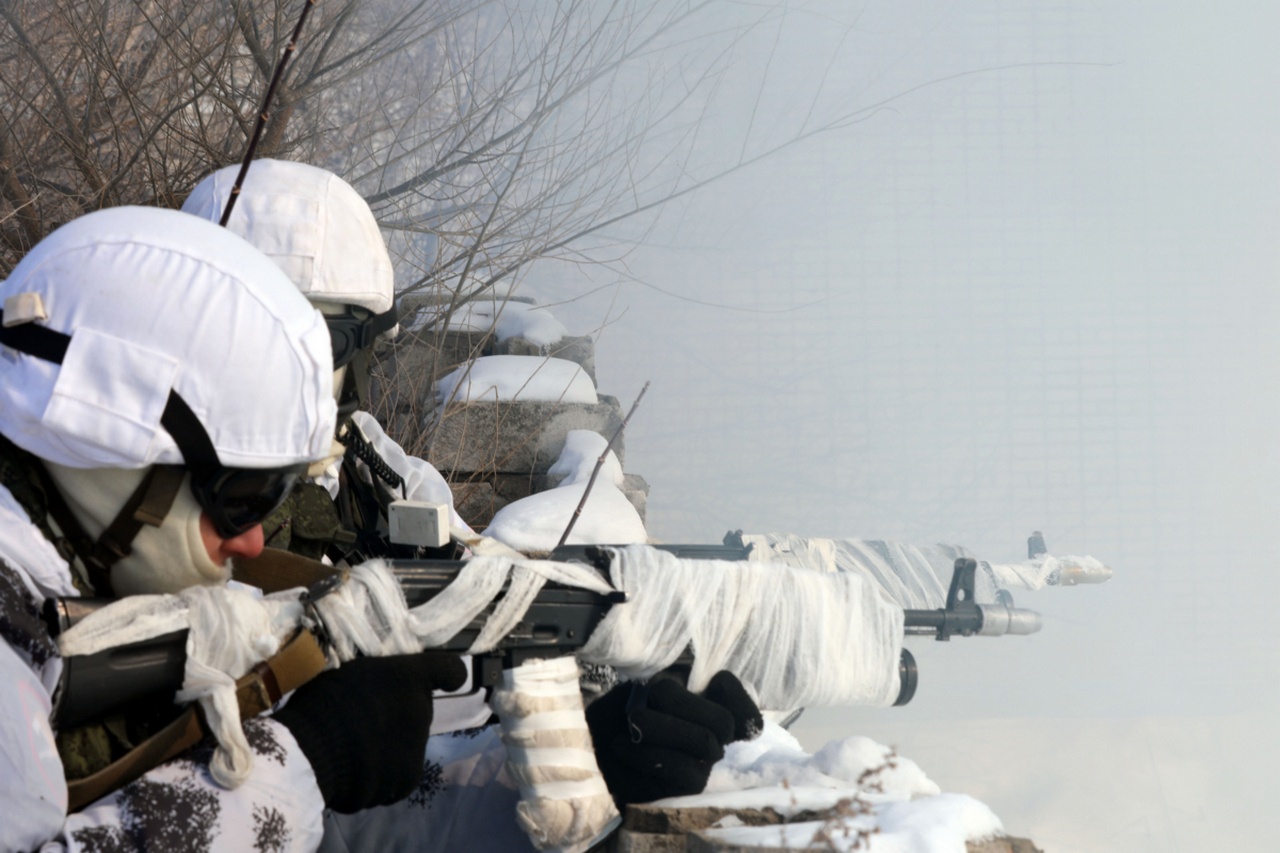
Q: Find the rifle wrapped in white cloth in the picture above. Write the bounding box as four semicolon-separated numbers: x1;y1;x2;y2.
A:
578;545;906;709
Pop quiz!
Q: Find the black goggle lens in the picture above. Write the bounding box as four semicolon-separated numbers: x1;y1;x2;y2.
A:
192;465;306;539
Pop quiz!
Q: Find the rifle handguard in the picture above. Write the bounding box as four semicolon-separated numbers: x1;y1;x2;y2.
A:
63;628;327;812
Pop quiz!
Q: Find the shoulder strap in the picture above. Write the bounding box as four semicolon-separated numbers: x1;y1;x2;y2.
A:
231;547;339;593
66;627;328;812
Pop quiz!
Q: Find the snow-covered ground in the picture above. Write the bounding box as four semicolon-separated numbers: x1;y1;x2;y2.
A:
656;721;1005;852
405;291;569;345
793;711;1280;852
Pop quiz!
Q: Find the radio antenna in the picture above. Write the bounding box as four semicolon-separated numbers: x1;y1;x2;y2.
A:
219;0;319;226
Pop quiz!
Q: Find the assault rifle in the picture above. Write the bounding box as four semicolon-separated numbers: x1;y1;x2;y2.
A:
47;543;1040;730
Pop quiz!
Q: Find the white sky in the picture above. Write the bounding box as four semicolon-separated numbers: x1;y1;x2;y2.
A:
526;2;1279;850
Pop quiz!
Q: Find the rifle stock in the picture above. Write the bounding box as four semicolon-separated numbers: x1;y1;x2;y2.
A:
46;548;1040;729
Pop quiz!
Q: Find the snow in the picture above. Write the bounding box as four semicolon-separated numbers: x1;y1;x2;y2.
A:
494;300;570;345
402;293;569;345
436;355;597;405
402;297;506;334
547;429;625;488
482;481;646;551
483;431;645;551
655;722;1003;853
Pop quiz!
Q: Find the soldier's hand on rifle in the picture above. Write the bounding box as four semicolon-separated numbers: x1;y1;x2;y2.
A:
585;670;762;806
273;651;466;813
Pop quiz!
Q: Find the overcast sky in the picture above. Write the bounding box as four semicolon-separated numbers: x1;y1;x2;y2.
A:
527;2;1279;849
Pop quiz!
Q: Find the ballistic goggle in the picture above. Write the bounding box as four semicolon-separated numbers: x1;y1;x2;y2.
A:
189;462;309;539
0;308;317;545
326;306;398;369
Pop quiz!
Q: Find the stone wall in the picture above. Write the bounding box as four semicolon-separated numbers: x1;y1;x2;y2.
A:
378;320;647;530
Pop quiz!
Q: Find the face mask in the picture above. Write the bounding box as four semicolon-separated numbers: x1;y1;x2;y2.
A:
44;463;228;596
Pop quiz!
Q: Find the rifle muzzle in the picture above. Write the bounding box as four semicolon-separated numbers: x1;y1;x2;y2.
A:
975;604;1042;636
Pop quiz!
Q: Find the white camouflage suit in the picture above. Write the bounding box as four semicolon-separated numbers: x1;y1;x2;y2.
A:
0;206;339;852
0;318;530;853
0;491;328;853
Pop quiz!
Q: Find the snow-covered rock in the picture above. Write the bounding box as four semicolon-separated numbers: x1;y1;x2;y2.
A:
482;430;646;550
436;355;597;405
493;301;569;346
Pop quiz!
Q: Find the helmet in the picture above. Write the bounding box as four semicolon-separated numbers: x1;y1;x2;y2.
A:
0;206;336;593
182;159;397;413
181;159;394;314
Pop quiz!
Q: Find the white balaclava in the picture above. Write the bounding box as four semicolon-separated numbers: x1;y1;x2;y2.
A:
43;464;224;596
0;207;336;595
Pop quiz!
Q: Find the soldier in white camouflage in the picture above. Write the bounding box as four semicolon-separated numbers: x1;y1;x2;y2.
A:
0;206;462;853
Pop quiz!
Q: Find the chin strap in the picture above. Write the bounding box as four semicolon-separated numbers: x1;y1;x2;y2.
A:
33;463;186;597
0;306;236;594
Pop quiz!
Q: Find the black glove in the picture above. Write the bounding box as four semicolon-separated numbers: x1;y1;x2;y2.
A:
585;670;762;806
273;652;467;813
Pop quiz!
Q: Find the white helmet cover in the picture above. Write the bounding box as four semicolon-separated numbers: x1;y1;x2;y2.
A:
0;206;336;470
181;159;394;314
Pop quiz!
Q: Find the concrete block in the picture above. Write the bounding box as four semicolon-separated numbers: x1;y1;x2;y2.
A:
492;472;570;502
396;329;493;389
969;838;1043;853
447;481;509;531
429;396;625;475
624;804;808;837
371;330;492;443
622;473;650;522
493;334;597;385
686;830;1040;852
686;834;792;853
615;830;684;853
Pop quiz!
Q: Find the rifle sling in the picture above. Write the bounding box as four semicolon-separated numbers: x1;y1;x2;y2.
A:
67;627;327;812
231;547;338;593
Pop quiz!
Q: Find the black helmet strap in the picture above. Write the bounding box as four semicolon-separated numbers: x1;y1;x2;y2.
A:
2;311;230;593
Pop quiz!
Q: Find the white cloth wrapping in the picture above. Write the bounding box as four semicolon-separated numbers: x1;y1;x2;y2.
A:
402;556;616;651
53;554;615;793
54;543;909;849
740;533;1111;604
58;584;305;788
491;657;620;853
740;533;986;609
578;545;906;709
986;553;1113;589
